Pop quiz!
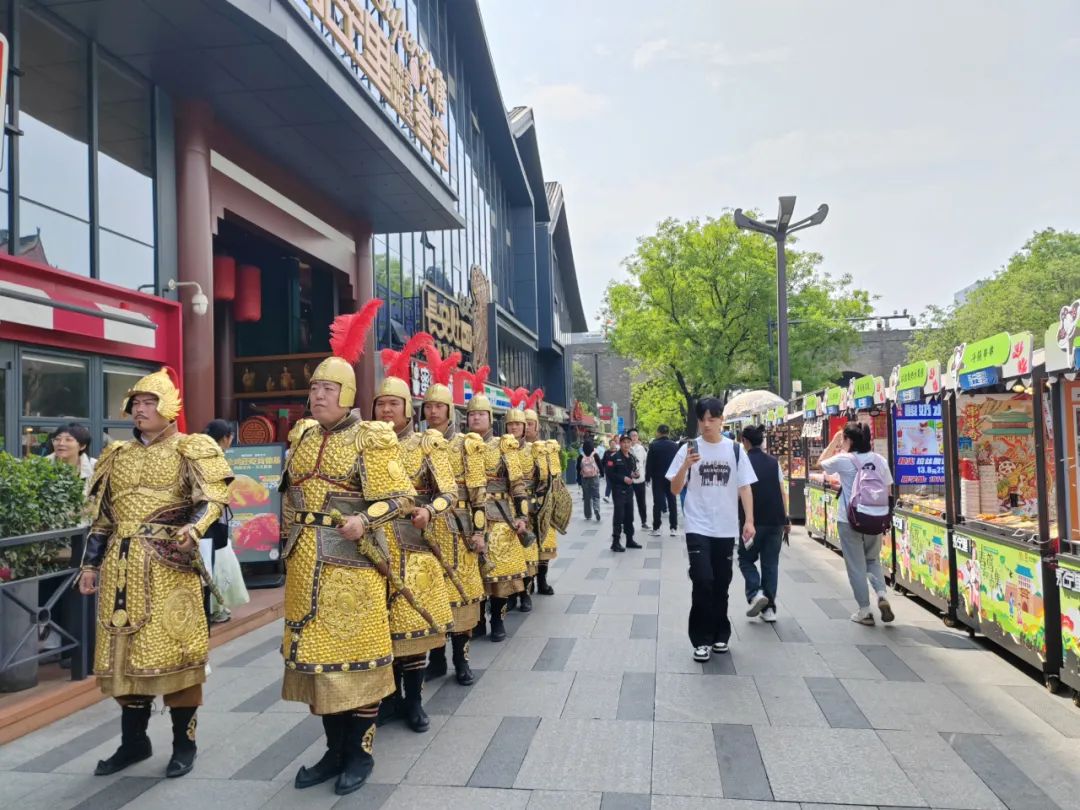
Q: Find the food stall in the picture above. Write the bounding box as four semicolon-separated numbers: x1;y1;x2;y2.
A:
1044;310;1080;704
890;360;951;612
948;331;1063;687
804;389;842;543
844;374;894;579
771;400;807;523
801;391;837;547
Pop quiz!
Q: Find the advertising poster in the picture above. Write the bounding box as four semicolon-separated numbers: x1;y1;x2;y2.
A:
954;531;1046;659
1058;558;1080;680
825;490;840;548
807;486;827;539
881;527;894;572
956;393;1037;517
895;514;949;600
893;402;945;486
225;444;284;564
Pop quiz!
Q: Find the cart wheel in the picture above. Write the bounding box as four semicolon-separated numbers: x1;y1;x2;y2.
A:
1045;674;1064;695
942;615;957;628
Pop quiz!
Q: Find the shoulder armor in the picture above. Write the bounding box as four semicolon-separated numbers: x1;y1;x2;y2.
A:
419;428;448;453
499;434;519;453
86;438;127;503
355;420;398;451
288;418;319;446
179;433;233;483
463;432;486;456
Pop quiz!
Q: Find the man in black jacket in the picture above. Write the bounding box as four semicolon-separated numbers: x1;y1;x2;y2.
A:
645;424;679;536
606;434;642;552
737;425;790;623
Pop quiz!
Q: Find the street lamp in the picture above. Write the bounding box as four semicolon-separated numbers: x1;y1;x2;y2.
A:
734;196;828;400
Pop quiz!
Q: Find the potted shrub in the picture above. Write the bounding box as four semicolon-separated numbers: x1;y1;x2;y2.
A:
0;453;85;692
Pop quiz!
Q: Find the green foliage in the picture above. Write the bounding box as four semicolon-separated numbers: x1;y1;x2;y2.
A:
632;376;687;438
0;454;86;582
571;361;596;414
604;214;872;436
907;229;1080;362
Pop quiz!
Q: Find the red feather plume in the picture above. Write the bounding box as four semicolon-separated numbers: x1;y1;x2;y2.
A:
502;387;528;409
381;332;434;382
424;345;462;386
468;366;490;396
329;299;383;364
527;389;544;410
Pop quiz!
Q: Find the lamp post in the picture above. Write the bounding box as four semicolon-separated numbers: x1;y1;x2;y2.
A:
734;196;828;400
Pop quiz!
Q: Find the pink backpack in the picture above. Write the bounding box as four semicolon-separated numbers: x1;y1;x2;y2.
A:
580;453;599;479
847;453;892;534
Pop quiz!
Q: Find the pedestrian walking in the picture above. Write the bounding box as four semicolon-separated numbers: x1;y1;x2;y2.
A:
736;425;789;623
602;436;618;502
577;439;603;522
667;398;756;662
817;422;895;626
606;434;642;552
629;429;649;529
645;424;679;536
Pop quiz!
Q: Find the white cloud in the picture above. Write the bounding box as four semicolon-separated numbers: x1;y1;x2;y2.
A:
631;38;671;70
528;83;610;122
632;38;788;71
593;42;613;58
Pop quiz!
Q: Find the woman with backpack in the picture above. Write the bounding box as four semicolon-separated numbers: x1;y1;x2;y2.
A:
577;440;603;522
818;422;895;626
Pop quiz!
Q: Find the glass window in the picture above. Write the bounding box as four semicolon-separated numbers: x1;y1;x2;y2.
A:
97;55;154;290
103;362;148;418
21;352;89;418
19;10;90;278
20;423;56;457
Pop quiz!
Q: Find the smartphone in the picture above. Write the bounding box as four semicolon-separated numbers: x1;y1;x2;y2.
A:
687;439;698;457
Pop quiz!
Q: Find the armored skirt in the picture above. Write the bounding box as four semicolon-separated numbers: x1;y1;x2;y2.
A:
385;521;454;657
441;501;485;629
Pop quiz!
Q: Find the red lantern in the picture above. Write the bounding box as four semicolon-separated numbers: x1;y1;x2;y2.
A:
235;264;261;323
213;255;236;301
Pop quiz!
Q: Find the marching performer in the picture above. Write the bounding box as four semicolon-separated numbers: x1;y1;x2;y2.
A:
503;389;537;613
465;368;529;641
524;391;559;596
422;346;487;685
281;300;416;795
78;367;233;779
373;334;455;732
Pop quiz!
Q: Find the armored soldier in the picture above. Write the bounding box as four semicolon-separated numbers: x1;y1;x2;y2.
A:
281;301;416;796
503;388;537;613
422;346;486;685
77;368;233;779
373;333;455;733
463;368;529;641
524;393;559;596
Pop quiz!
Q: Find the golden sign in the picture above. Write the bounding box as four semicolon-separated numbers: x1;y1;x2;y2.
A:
302;0;450;171
423;282;474;369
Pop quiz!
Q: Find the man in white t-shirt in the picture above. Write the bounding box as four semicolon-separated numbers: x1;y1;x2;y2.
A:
667;398;757;662
629;429;649;529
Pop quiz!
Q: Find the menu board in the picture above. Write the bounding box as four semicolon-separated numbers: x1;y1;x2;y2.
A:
225;444;284;563
894;402;945;486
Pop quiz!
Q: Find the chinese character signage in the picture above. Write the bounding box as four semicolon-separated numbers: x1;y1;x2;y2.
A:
893;402;945;486
423;283;475;371
949;332;1031;390
825;387;843;415
298;0;450;172
803;394;819;418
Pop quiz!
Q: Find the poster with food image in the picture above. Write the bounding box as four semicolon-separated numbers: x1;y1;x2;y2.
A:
224;444;284;563
894;402;945;486
956;393;1037;517
1058;558;1080;679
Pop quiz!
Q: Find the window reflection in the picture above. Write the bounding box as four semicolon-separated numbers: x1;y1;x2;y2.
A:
22;353;89;419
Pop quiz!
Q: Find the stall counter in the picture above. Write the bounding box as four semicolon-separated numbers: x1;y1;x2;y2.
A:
1057;550;1080;701
892;509;951;612
805;478;829;541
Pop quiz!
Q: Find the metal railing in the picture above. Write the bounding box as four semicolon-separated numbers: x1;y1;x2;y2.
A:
0;527;94;682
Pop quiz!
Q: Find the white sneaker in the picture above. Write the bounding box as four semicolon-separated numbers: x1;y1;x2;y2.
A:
669;527;678;537
877;595;895;623
850;609;875;626
711;641;729;654
650;528;661;537
746;592;769;617
693;645;711;662
761;607;777;622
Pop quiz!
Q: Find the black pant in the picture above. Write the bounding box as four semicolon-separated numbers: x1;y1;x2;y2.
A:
632;483;647;525
651;480;678;531
611;489;636;543
685;534;734;647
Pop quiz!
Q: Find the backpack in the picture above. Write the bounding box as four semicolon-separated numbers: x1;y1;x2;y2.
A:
846;453;892;534
580;452;599;479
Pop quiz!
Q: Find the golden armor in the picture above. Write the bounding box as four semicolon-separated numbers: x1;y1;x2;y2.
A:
280;416;415;713
518;437;540;577
537;440;562;560
481;433;529;598
85;429;232;699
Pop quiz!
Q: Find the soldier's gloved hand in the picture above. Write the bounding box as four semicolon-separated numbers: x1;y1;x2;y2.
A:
78;570;98;595
339;515;368;541
514;519;527;534
176;524;197;553
471;532;487;554
411;507;432;531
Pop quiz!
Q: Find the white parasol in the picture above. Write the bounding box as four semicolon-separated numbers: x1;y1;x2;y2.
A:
723;390;786;420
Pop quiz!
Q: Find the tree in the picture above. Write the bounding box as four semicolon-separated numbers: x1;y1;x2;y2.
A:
632;376;687;438
571;360;596;414
907;228;1080;362
603;214;872;436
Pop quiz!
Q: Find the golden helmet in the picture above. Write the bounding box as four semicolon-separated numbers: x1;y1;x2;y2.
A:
524;388;544;423
122;367;182;422
503;387;528;425
376;332;433;420
422;345;461;412
314;299;384;408
465;366;493;415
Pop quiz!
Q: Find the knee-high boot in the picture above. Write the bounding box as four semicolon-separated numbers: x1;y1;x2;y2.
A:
426;636;448;681
451;632;475;685
474;599;488;638
94;701;153;776
166;706;197;778
295;713;346;788
536;561;554;595
377;665;403;726
489;597;508;642
519;577;534;612
335;708;377;796
401;666;430;733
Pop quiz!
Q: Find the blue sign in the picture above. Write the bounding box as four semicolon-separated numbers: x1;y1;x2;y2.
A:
898;387;922;405
617;416;625;434
893;403;945;486
855;396;874;410
959;367;1000;391
826;405;840;416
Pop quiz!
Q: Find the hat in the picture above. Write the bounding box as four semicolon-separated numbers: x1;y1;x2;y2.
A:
524;389;544;423
423;345;461;410
465;366;493;414
311;299;383;408
123;366;183;426
503;387;529;425
376;332;434;420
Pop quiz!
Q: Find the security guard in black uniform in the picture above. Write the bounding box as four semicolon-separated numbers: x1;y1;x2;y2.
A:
606;434;641;552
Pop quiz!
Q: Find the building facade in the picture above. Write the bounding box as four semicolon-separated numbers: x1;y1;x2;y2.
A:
569;333;637;434
0;0;584;453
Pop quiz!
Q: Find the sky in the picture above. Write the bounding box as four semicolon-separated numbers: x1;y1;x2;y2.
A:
476;0;1080;330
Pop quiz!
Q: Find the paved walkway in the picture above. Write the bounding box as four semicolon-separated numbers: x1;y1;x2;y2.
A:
4;493;1080;810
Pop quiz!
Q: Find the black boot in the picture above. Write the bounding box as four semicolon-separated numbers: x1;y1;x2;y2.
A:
473;600;488;638
95;702;153;776
376;666;403;726
426;641;448;682
295;713;345;788
506;592;519;612
166;707;197;778
489;597;507;642
335;713;376;796
451;633;475;685
611;539;625;552
536;564;555;595
519;578;534;612
626;538;642;549
401;668;430;733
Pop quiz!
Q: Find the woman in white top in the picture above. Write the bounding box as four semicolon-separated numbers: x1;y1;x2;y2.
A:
818;422;895;626
46;423;96;492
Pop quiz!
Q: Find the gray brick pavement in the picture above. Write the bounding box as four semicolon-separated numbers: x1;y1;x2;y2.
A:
4;490;1080;809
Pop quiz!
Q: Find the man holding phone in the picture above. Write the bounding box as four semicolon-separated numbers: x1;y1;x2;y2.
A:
667;398;756;662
